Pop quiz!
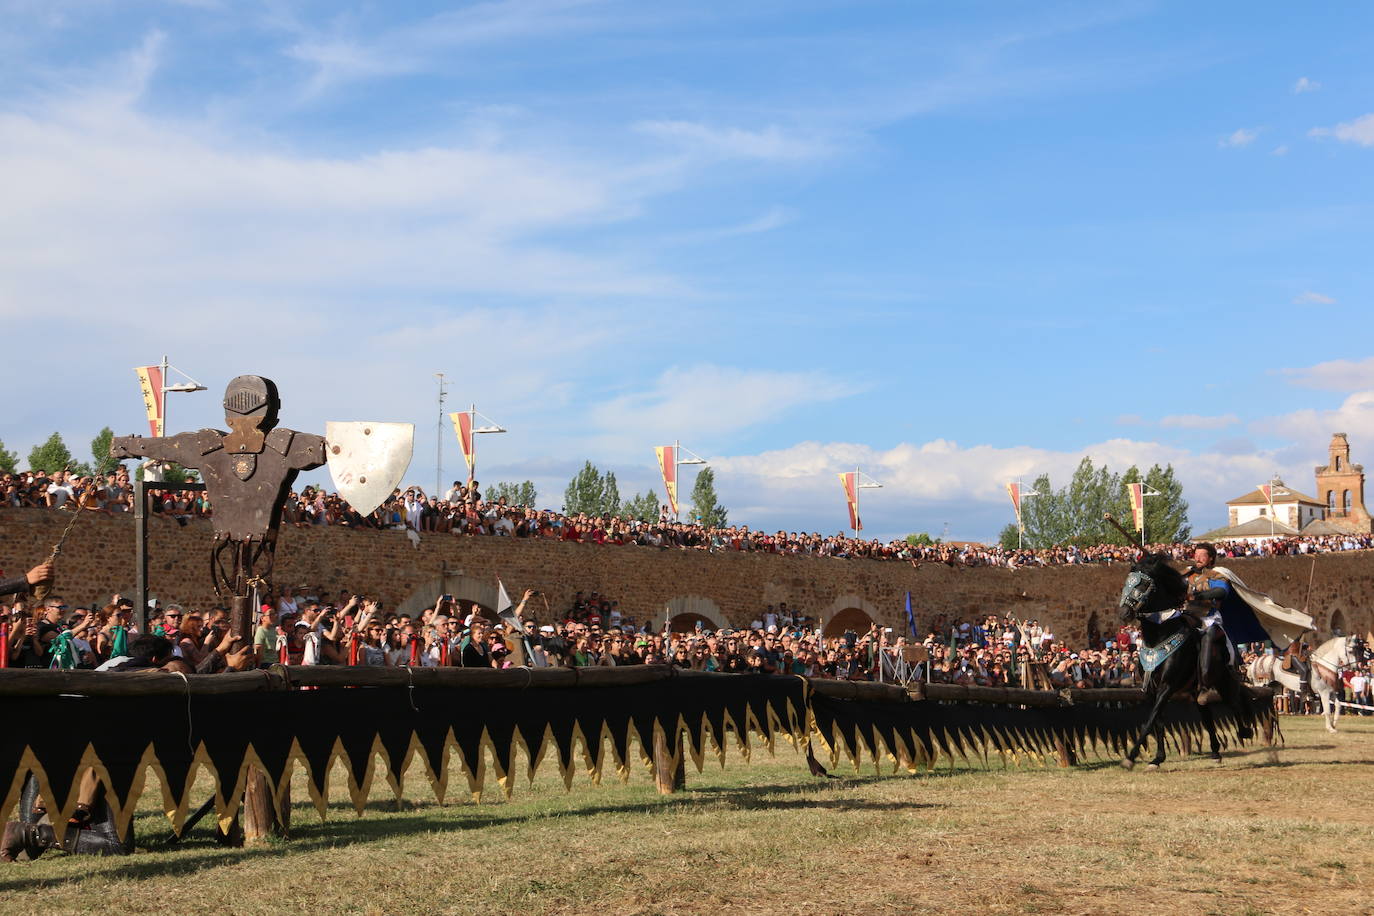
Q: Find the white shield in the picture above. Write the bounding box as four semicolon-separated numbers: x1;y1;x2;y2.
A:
325;421;414;517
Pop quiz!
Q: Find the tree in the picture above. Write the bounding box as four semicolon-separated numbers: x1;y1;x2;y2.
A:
28;433;75;474
905;532;939;546
0;439;17;474
563;461;605;515
621;490;660;522
688;467;728;528
91;427;121;476
487;480;538;507
998;523;1021;551
599;471;621;518
1013;460;1190;548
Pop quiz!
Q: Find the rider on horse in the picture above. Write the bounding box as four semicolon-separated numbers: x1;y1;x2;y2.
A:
1182;542;1232;705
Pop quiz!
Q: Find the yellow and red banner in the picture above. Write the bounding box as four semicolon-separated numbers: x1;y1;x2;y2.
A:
1128;482;1145;531
839;471;861;531
450;411;475;472
134;366;164;437
1006;481;1024;531
1257;483;1273;506
655;446;678;516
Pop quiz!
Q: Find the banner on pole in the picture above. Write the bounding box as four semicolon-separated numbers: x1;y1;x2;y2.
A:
1128;482;1145;532
839;471;861;531
1257;483;1273;506
1006;481;1024;531
133;366;165;437
450;411;475;472
655;445;678;516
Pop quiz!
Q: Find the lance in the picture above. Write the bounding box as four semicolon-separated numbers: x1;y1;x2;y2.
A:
30;479;99;602
1102;513;1144;555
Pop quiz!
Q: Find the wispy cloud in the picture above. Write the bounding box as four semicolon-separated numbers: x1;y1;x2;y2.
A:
1310;113;1374;147
1219;127;1259;148
1272;144;1288;156
1160;413;1239;430
1293;290;1335;305
634;120;837;162
1280;357;1374;391
1293;76;1320;94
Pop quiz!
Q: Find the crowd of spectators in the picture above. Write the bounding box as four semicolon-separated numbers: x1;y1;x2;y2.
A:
8;464;1374;570
10;581;1373;723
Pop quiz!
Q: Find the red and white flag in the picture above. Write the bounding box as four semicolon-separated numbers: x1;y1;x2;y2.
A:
1257;483;1273;506
1128;482;1146;532
1006;481;1024;531
655;445;678;516
133;366;165;437
451;411;475;472
839;471;861;531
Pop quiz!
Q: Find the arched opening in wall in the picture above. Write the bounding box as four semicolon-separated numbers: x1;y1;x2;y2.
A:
823;607;874;638
1336;456;1343;471
398;575;499;621
1086;611;1101;649
1329;608;1347;636
662;595;725;632
668;613;716;633
1344;490;1353;513
1328;490;1336;511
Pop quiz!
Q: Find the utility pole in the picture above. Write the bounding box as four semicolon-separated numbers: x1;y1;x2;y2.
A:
435;373;447;497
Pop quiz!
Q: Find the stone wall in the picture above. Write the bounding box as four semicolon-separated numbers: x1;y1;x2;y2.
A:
2;508;1370;640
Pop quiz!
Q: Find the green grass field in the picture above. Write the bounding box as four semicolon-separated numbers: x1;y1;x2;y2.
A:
2;715;1371;915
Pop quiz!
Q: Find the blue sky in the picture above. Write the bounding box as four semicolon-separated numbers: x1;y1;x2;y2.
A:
3;1;1374;541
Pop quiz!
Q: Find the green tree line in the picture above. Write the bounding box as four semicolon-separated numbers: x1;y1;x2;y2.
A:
999;458;1189;549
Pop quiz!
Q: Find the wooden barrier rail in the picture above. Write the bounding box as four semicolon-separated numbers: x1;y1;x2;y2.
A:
0;666;1273;707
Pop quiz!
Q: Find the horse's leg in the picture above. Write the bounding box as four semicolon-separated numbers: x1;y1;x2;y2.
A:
1147;713;1168;769
1198;704;1222;762
1121;688;1157;769
1317;673;1338;733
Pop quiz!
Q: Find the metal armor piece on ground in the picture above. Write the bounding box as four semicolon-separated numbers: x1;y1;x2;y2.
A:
111;375;326;634
325;421;414;517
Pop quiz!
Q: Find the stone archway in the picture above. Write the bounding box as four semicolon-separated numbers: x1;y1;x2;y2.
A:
397;574;498;620
1329;608;1347;637
820;594;880;637
664;595;726;633
823;607;875;638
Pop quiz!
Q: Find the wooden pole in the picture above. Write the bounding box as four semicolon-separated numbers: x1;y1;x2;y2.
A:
652;726;686;794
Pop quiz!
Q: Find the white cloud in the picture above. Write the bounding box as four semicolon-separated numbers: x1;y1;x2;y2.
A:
1159;414;1239;430
1219;127;1259;148
1310;113;1374;147
1292;290;1336;305
1280;357;1374;392
1250;390;1374;446
634;120;836;162
1293;77;1320;94
708;434;1291;540
1272;144;1288;156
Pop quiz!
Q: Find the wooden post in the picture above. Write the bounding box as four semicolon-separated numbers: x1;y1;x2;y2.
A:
653;727;686;794
242;768;277;844
1055;736;1077;769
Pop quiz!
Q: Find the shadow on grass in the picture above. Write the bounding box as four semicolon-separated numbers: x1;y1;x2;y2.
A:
0;778;941;891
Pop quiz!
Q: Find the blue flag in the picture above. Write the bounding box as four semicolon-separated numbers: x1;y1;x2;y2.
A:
904;591;918;638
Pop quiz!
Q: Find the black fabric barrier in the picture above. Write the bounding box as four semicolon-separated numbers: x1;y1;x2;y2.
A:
0;669;1274;845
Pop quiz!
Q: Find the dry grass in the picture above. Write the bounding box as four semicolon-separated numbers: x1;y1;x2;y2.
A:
1;716;1371;915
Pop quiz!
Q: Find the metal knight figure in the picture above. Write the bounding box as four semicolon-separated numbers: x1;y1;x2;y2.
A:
110;375;325;635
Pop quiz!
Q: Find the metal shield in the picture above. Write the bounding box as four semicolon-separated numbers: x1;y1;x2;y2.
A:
325;421;414;517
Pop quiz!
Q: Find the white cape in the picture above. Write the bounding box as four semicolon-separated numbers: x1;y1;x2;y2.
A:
1213;566;1315;650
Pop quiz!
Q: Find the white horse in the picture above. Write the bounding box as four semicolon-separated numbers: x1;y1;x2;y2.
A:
1248;635;1361;733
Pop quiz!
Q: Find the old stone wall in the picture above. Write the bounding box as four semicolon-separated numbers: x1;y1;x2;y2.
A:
2;509;1370;641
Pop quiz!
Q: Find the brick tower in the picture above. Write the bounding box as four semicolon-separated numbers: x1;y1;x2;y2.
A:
1314;433;1372;533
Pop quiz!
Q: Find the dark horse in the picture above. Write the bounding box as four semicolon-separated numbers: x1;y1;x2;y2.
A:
1117;553;1253;770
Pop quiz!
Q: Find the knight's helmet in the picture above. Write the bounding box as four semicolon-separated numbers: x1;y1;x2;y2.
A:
222;375;281;431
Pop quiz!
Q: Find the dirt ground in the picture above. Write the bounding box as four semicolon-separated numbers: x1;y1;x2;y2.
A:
0;715;1370;915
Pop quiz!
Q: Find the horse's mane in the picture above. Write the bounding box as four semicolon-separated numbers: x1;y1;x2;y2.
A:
1132;552;1187;608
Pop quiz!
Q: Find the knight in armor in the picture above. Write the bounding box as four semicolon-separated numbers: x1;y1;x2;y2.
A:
1182;542;1231;705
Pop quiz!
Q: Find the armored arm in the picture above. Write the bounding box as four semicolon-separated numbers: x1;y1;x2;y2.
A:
110;432;214;468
